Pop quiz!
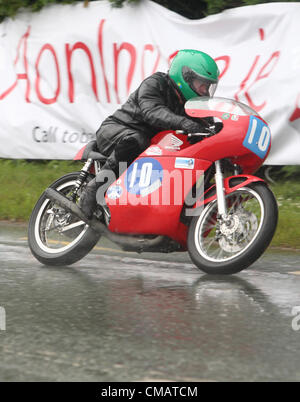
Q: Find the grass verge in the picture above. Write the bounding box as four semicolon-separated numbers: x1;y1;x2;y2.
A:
0;159;299;249
269;181;300;249
0;159;80;221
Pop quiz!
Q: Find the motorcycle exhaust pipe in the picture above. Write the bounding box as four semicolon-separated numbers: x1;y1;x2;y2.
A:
44;188;164;252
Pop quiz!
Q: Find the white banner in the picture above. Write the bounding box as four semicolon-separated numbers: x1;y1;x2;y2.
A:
0;0;300;164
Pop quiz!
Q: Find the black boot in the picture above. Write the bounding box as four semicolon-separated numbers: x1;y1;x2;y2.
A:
80;177;98;220
80;167;116;219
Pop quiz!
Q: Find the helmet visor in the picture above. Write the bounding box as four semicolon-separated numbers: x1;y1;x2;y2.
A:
182;66;218;97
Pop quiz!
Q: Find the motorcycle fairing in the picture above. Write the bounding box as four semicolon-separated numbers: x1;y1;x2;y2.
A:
105;155;212;246
184;96;271;171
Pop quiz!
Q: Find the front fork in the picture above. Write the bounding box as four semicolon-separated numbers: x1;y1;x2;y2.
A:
215;160;227;218
71;158;101;200
214;160;242;223
72;158;94;198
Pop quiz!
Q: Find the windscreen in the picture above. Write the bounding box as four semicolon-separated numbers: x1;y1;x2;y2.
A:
185;96;259;117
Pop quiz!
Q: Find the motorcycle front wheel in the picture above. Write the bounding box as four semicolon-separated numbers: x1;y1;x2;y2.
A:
187;182;278;275
28;172;100;266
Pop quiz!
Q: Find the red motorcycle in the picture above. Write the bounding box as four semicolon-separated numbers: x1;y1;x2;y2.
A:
28;97;278;275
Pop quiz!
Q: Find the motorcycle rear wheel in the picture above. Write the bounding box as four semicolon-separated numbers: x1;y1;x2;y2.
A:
187;182;278;275
28;172;100;266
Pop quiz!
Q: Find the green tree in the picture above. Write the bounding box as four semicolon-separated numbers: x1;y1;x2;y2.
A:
0;0;299;21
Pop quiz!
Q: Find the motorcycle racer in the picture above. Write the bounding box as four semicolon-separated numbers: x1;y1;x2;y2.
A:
80;49;220;219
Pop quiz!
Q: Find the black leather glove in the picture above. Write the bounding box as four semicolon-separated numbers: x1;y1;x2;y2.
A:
182;118;211;134
213;122;223;133
202;117;223;134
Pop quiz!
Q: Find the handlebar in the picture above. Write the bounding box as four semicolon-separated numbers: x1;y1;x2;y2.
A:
187;132;211;137
175;126;217;137
175;121;223;145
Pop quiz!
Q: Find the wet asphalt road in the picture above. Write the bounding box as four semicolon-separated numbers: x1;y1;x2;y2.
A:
0;221;300;382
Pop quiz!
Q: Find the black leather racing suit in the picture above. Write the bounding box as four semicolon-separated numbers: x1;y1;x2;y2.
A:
96;71;209;173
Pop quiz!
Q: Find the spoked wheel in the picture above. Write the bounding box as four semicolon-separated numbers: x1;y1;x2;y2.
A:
187;182;278;275
28;172;100;266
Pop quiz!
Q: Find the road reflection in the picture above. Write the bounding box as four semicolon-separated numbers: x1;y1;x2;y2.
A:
1;242;300;381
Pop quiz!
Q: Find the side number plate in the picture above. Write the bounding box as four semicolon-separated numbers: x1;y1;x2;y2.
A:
243;116;271;159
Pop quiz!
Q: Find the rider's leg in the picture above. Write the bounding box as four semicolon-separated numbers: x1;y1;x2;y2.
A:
80;124;123;220
114;132;150;165
80;132;150;219
80;154;118;219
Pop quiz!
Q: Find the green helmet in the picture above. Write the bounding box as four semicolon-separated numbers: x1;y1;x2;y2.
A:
169;49;219;100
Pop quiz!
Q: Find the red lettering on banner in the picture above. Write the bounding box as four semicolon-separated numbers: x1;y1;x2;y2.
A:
168;50;178;67
244;51;280;111
35;44;60;104
66;42;99;103
214;56;230;80
141;45;160;80
0;24;280;109
235;29;280;112
0;26;31;102
235;56;260;104
113;42;136;104
259;28;265;41
98;19;111;103
289;94;300;122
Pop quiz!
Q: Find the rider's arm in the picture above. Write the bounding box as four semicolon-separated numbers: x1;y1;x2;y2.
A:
138;74;206;134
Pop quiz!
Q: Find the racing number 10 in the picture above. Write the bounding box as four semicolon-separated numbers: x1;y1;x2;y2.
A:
129;162;153;188
247;118;270;152
243;116;271;159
